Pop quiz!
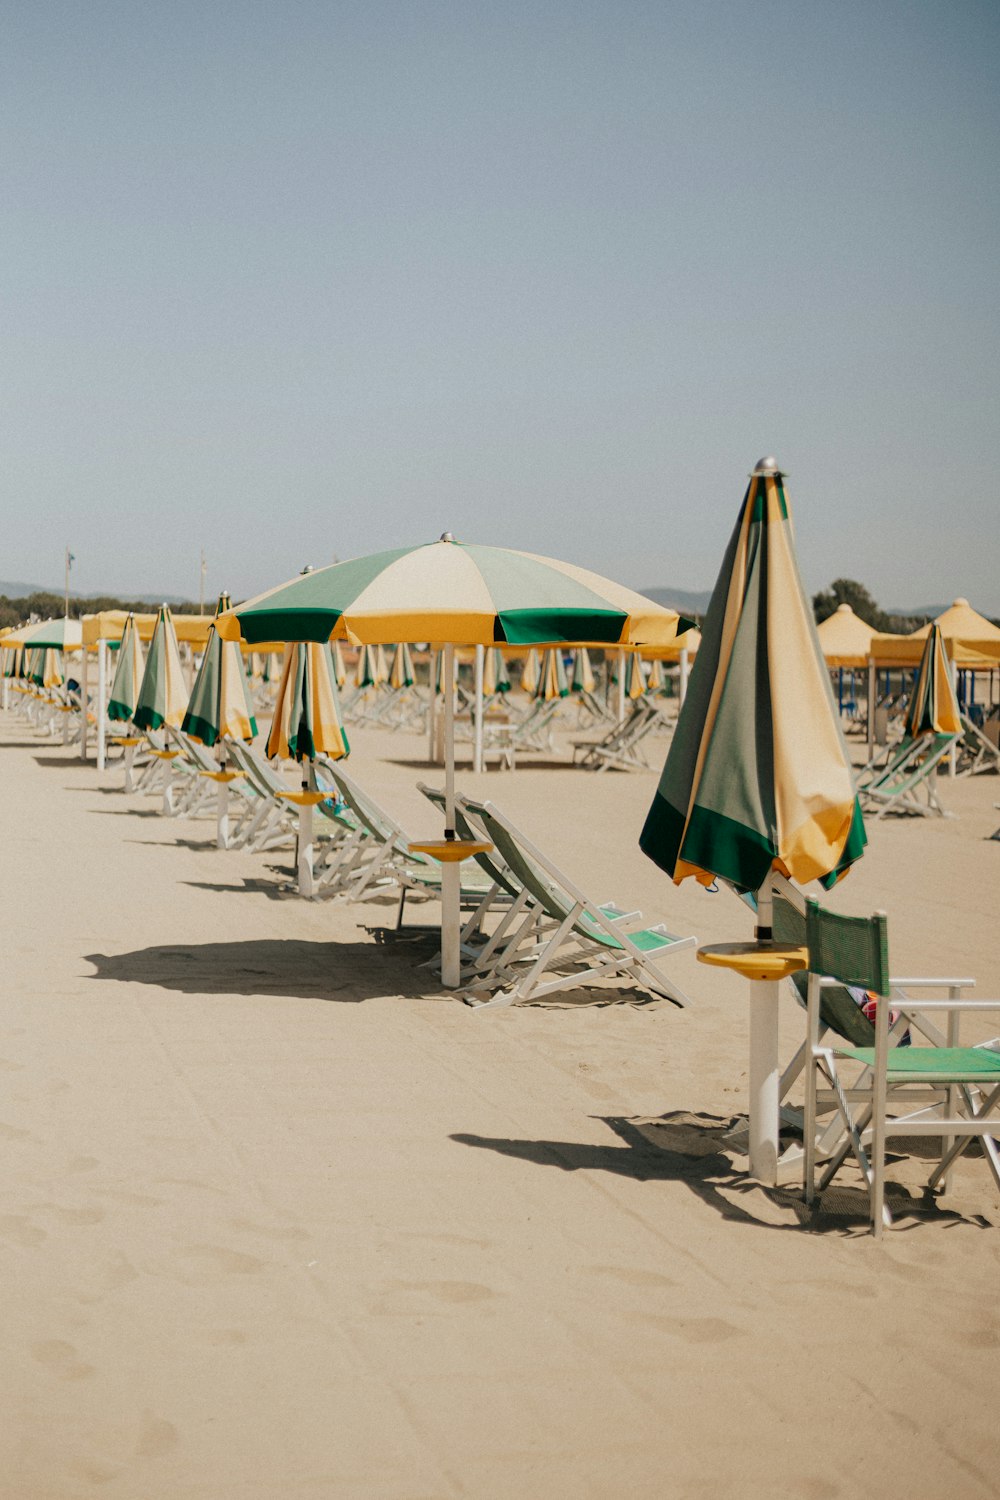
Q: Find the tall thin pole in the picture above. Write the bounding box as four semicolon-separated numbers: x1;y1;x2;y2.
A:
199;550;207;615
64;546;73;619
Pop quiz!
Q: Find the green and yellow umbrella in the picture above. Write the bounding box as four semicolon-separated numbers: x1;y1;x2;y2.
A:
483;647;510;696
355;642;389;689
266;642;349;763
534;648;569;701
388;641;416;690
640;459;866;896
332;640;347;688
903;623;961;740
133;606;188;734
182;594;258;746
570;647;595;696
519;649;540;696
27;646;63;689
646;656;665;694
107;613;145;723
624;651;646;701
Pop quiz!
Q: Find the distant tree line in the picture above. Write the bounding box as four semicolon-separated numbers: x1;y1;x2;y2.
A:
0;592;200;632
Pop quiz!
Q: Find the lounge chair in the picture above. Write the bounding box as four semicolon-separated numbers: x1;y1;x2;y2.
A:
857;731;957;818
453;795;696;1009
956;714;1000;776
801;897;1000;1235
571;700;669;772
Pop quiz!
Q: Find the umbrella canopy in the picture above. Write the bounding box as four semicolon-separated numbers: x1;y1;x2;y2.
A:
388;641;416;689
182;594;258;746
816;603;876;668
903;623;961;739
640;459;866;895
483;647;511;696
4;617;82;651
266;642;349;762
133;606;188;734
216;536;691;648
534;649;569;701
107;614;145;722
355;642;389;688
570;647;595;695
623;652;646;700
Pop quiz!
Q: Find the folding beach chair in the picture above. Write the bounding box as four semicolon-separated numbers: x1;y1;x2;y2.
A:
801;897;1000;1235
453;796;696;1009
956;714;1000;776
857;731;957;819
572;700;669;772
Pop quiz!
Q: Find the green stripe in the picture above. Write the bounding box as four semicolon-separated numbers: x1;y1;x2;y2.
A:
497;607;624;645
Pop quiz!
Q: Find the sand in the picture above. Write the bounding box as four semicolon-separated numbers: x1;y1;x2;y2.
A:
1;709;998;1498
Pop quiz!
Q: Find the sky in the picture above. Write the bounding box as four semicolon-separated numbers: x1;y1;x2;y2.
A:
3;0;998;612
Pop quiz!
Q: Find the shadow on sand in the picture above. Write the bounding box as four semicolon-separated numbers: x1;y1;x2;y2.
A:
84;937;439;1003
451;1112;987;1235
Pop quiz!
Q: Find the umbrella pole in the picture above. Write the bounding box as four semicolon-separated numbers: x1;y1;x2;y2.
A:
473;645;484;775
748;876;780;1185
427;651;438;764
216;741;229;849
298;760;316;898
441;643;461;988
80;645;89;760
97;641;108;776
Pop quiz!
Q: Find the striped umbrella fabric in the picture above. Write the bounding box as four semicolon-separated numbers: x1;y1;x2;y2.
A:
216;536;692;648
903;623;961;739
570;648;595;695
331;640;347;688
182;594;258;746
133;606;188;734
534;648;569;701
355;642;389;688
483;647;510;696
624;652;646;700
266;642;349;763
520;649;540;696
107;614;145;723
646;656;665;694
28;646;63;689
388;642;416;689
640;460;866;895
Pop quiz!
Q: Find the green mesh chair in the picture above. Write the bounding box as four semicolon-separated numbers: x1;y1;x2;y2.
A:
802;898;1000;1236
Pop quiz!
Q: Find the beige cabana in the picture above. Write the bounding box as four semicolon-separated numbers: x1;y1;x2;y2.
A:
910;597;1000;646
816;604;875;668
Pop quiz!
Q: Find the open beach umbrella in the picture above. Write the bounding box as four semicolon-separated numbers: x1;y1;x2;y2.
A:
133;606;188;733
570;648;595;696
266;642;349;763
640;460;865;896
388;642;416;690
483;647;510;696
3;616;83;652
903;623;961;740
218;534;691;986
534;649;569;701
182;594;258;746
107;614;145;723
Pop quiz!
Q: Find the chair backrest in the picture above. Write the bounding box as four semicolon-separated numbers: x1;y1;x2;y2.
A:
772;891;876;1047
804;897;889;997
418;784;522;898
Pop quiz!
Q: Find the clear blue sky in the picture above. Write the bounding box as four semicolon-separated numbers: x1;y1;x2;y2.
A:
4;0;998;611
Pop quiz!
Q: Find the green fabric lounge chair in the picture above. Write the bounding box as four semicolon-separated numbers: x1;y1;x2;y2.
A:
454;796;696;1009
857;731;957;818
801;897;1000;1235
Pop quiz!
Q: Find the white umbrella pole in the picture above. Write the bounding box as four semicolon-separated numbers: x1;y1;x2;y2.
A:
748;875;780;1185
80;645;90;760
97;641;108;775
216;741;229;849
866;657;875;755
679;646;690;709
441;642;461;988
473;644;484;775
427;650;438;764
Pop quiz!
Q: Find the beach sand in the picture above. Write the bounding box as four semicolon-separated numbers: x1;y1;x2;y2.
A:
1;712;998;1498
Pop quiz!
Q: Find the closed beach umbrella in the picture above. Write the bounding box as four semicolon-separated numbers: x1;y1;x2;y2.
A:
483;647;510;696
133;606;188;733
646;656;665;694
520;649;540;696
332;640;347;688
266;642;349;763
434;647;459;694
217;535;691;986
570;648;595;695
903;623;961;739
640;458;867;1186
182;594;258;746
534;648;569;701
388;641;416;689
107;614;145;723
640;459;866;895
624;651;646;700
355;643;385;689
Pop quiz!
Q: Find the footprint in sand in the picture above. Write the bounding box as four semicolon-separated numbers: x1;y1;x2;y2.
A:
31;1340;95;1379
137;1410;179;1459
167;1245;268;1284
0;1121;34;1141
583;1265;678;1289
201;1329;248;1347
49;1204;105;1226
640;1313;745;1343
375;1280;498;1313
0;1214;46;1247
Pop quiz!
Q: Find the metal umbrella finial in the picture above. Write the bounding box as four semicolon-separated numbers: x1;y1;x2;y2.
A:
439;532;455;543
752;456;782;476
